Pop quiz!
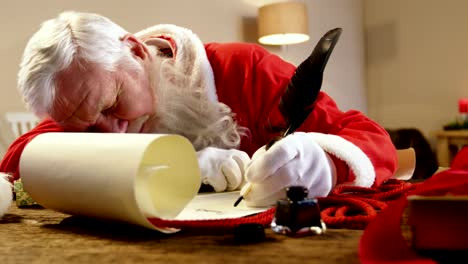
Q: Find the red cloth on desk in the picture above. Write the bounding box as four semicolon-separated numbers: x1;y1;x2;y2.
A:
359;147;468;264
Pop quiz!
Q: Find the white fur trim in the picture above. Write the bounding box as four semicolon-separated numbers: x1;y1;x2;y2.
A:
135;24;218;103
0;173;13;218
306;132;375;187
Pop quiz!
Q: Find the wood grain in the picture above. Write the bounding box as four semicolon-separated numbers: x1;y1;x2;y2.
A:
0;204;363;264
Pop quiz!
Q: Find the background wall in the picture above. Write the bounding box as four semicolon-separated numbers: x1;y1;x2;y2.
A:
364;0;468;141
0;0;366;119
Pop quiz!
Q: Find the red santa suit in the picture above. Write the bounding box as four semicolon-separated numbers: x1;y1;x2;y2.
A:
0;25;397;191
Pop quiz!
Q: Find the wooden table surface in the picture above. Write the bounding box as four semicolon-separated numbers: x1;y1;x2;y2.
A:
0;204;364;264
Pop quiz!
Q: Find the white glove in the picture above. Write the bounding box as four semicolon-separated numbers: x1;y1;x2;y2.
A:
0;173;13;218
243;132;337;207
197;147;250;192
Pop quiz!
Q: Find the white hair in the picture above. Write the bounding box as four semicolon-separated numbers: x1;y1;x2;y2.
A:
146;51;247;150
17;11;139;117
18;12;246;149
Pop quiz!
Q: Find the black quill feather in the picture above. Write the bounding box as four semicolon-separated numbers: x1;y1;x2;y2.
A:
265;28;342;150
279;27;342;136
234;30;344;207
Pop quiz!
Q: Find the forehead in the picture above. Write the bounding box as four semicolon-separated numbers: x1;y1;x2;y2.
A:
52;59;115;122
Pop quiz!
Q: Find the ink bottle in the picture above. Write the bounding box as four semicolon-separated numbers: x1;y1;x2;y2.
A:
271;186;326;236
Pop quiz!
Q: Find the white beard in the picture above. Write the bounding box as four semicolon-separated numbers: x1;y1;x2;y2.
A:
143;52;246;151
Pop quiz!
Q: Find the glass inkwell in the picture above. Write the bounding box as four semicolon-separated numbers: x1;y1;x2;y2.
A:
271;186;326;236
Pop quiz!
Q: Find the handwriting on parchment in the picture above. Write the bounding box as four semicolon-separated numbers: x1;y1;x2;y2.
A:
195;209;224;215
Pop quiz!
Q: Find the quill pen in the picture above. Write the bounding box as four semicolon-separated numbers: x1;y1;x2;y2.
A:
234;28;343;207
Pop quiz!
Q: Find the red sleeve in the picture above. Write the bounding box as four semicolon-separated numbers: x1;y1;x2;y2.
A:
300;93;398;186
205;42;397;187
0;119;63;182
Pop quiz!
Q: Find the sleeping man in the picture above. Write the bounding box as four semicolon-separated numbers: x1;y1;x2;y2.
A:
0;11;397;217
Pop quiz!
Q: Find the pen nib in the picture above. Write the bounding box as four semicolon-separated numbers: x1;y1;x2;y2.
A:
233;196;244;207
234;183;252;207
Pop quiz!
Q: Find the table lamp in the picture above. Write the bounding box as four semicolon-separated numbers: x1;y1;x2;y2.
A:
257;1;310;46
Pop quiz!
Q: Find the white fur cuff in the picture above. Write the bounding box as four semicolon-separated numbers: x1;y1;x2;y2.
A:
0;172;13;218
306;132;375;187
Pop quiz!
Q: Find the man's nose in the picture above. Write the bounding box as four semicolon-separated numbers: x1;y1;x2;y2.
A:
93;115;129;133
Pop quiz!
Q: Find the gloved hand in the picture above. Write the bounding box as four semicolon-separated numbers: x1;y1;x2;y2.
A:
197;147;250;192
243;132;337;207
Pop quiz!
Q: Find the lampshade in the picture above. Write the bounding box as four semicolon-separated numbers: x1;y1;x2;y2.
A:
258;1;310;45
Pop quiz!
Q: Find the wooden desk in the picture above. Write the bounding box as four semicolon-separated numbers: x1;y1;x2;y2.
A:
434;130;468;167
1;204;363;264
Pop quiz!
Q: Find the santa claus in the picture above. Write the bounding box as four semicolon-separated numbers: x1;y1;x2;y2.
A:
0;11;397;218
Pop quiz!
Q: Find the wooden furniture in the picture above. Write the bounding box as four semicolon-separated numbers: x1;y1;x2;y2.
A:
1;204;364;263
434;130;468;167
4;112;39;138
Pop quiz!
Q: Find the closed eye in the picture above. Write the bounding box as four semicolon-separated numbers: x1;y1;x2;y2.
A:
102;86;123;114
102;104;116;115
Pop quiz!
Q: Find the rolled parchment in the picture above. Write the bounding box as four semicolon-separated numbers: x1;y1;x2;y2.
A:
20;133;201;233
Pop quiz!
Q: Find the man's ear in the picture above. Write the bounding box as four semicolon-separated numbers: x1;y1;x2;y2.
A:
121;34;149;60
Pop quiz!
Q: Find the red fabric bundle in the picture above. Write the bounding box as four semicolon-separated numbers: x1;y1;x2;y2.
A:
147;175;418;232
359;147;468;264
